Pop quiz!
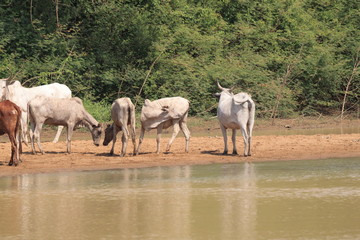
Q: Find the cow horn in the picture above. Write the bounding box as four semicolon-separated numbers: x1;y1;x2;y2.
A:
217;81;226;91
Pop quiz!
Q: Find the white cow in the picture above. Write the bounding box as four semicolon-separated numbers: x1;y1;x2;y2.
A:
103;97;136;156
136;97;191;155
28;97;102;154
0;79;6;92
1;80;71;144
216;82;255;156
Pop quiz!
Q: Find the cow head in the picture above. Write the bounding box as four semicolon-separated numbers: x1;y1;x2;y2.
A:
215;81;235;99
90;123;102;146
2;80;20;100
0;79;7;100
103;124;114;146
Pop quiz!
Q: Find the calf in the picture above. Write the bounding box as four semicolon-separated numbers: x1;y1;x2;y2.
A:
28;97;102;154
0;100;22;166
103;98;136;156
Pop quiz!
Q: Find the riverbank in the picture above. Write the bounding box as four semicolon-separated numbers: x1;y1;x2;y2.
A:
0;117;359;176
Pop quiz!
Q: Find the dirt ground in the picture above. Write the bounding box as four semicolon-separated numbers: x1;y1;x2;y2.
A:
0;117;359;176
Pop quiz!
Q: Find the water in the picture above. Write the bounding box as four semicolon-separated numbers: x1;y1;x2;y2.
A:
1;158;360;239
254;125;360;136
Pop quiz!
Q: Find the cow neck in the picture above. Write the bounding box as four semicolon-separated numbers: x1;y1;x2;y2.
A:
82;110;99;129
4;85;12;101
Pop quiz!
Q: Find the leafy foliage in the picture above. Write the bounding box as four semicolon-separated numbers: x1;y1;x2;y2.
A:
0;0;359;118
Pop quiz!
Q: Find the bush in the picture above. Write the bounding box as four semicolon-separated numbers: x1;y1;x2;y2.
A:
82;97;111;123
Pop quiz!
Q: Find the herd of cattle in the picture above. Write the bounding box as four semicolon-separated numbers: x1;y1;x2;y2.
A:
0;79;255;167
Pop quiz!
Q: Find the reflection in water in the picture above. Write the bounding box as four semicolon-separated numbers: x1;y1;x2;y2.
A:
220;162;257;240
254;125;360;136
1;158;360;239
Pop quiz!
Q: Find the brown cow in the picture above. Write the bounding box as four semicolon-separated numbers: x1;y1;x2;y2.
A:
0;100;22;166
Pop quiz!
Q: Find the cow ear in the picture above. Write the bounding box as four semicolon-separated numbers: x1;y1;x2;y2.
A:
144;99;151;105
161;106;169;112
213;93;221;98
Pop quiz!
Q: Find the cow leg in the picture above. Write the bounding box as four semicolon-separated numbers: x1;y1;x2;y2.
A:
109;124;119;155
13;136;19;166
18;130;22;154
16;129;22;163
34;123;45;154
232;129;237;155
8;134;17;166
120;125;129;157
29;120;36;154
247;131;252;157
180;121;190;153
247;122;254;157
156;123;164;154
130;123;137;155
166;120;180;152
135;126;145;155
21;113;29;146
240;123;249;157
248;137;252;156
52;126;64;143
219;124;228;155
66;125;74;154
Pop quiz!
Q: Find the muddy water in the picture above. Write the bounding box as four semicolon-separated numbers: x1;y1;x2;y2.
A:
1;158;360;239
254;125;360;136
189;125;360;137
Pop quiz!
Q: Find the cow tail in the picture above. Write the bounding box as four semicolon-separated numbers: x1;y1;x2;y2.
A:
247;99;255;137
26;102;33;146
181;99;190;124
128;104;136;138
15;105;23;154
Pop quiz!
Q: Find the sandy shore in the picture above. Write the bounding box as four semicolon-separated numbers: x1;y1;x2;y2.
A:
1;131;359;176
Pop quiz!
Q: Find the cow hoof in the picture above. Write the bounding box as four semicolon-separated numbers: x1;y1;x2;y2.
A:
222;151;228;155
232;151;238;155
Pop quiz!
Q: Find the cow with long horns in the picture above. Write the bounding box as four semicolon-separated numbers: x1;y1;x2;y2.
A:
215;82;255;156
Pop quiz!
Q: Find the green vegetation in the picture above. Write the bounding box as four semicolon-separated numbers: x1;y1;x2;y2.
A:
1;0;359;120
